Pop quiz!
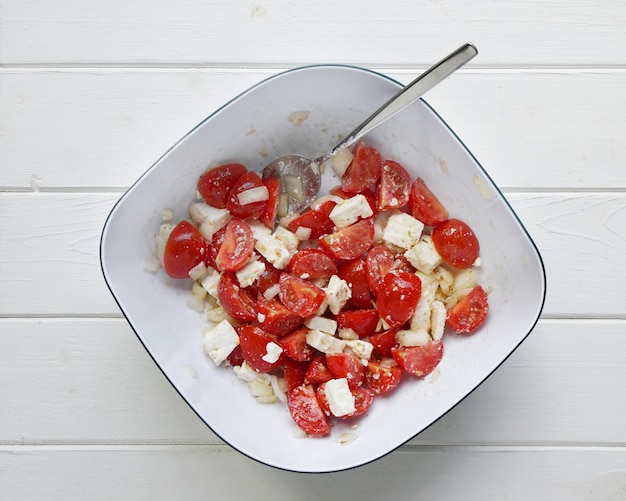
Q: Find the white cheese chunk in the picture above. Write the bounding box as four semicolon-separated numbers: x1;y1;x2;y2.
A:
235;361;272;384
396;328;431;347
202;319;240;366
200;268;221;299
272;225;300;254
382;212;424;250
189;203;231;240
430;300;447;341
237;185;269;205
324;378;356;417
261;341;283;364
306;329;346;354
410;296;432;332
404;235;442;274
322;275;352;315
344;339;374;360
249;220;273;241
331;148;354;177
255;234;292;269
235;259;266;288
188;261;209;281
304;316;338;335
329;194;373;228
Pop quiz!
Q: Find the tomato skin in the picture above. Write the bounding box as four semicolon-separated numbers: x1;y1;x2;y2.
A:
197;163;247;209
338;258;372;309
336;309;380;338
217;271;257;323
226;171;268;219
408;177;448;226
279;327;315;362
238;325;283;373
376;269;422;328
431;218;480;269
256;296;303;337
446;285;489;334
325;352;365;389
226;344;245;367
287;385;331;436
368;329;398;357
289;248;338;280
342;142;383;193
365;362;403;395
278;273;326;317
163;220;210;279
286;200;337;239
259;177;281;229
377;160;411;211
365;244;395;296
254;258;281;296
205;225;226;269
319;218;375;261
214;218;254;272
304;354;333;386
282;358;308;394
392;340;443;378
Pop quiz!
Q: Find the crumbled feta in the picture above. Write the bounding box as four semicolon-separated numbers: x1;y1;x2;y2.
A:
404;235;442;274
396;328;431;347
329;194;373;228
248;220;273;241
261;341;283;364
188;261;209;281
255;234;292;269
410;296;432;332
189;203;231;239
382;212;424;250
304;316;337;335
272;225;300;254
203;319;240;365
235;361;272;384
200;268;221;299
235;259;266;288
344;339;374;360
306;329;346;354
324;378;356;417
322;275;352;315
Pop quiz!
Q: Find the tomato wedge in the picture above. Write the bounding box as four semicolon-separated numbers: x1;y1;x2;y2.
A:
446;285;489;334
289;248;338;280
278;273;326;317
226;171;268;219
288;385;331;436
431;218;480;269
368;329;398;358
286;200;337;239
336;309;379;338
325;352;365;389
238;325;283;373
215;218;254;272
338;258;372;309
259;177;281;229
392;340;444;378
282;358;308;394
163;220;210;279
365;362;403;395
279;327;315;362
409;177;448;226
365;244;395;296
217;271;257;323
342;142;382;193
377;160;411;211
319;218;374;261
197;163;247;209
256;296;303;337
304;354;333;386
376;269;422;328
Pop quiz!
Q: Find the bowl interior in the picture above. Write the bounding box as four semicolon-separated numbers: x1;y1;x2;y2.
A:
101;65;546;473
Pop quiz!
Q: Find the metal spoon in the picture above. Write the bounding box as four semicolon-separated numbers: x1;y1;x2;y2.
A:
262;43;478;214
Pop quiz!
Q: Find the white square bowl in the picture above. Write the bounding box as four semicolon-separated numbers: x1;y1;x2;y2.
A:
100;65;546;473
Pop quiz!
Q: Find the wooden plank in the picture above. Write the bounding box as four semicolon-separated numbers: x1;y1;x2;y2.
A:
1;318;624;446
2;69;625;189
1;191;623;317
1;445;625;500
1;0;625;66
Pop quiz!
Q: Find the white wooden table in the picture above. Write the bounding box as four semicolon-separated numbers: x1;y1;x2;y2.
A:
2;1;625;499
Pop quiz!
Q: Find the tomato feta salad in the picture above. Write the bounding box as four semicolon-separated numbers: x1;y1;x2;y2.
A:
152;141;489;437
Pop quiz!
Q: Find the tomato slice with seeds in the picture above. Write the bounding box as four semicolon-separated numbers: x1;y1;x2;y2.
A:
365;244;395;296
278;273;326;317
392;340;444;378
341;142;383;193
431;218;480;269
217;271;257;323
279;327;315;362
409;177;449;226
365;362;403;395
338;258;372;309
336;308;380;338
446;285;489;334
288;385;331;436
163;220;210;279
304;354;333;385
325;352;365;389
368;329;398;358
342;387;375;418
197;163;247;209
377;160;411;211
319;218;374;261
289;248;338;280
256;296;303;337
286;200;337;239
215;218;254;272
238;325;283;373
376;269;422;328
205;225;226;269
282;358;308;395
226;170;268;219
259;177;281;229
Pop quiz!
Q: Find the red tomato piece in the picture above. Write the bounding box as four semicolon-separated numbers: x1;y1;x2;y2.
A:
377;160;411;211
256;296;303;337
365;244;395;296
226;171;268;219
163;220;210;279
254;258;281;296
392;340;444;378
408;177;449;226
364;361;403;395
287;385;331;436
376;269;422;328
214;218;254;272
286;200;337;239
392;255;416;274
259;177;281;229
226;344;244;367
278;273;326;317
446;285;489;334
338;258;372;309
325;352;365;389
217;271;257;323
431;218;480;269
336;309;380;338
368;329;398;357
205;225;226;269
289;248;338;280
319;218;374;261
279;327;315;362
238;325;283;373
341;142;383;193
197;163;247;209
304;354;333;385
282;358;308;395
316;384;374;419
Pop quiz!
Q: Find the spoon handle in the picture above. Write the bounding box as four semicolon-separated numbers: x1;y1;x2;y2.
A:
327;43;478;158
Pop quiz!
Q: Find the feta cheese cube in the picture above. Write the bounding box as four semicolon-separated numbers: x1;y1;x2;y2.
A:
404;235;442;274
324;378;356;417
235;259;266;288
189;203;231;240
304;316;337;335
203;319;240;365
329;194;373;228
396;328;431;347
248;220;273;241
306;329;346;354
272;226;300;254
261;341;283;364
322;275;352;315
235;361;272;384
255;234;292;269
410;296;432;332
382;212;424;250
200;268;221;299
237;185;269;205
344;339;374;360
